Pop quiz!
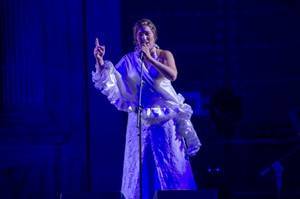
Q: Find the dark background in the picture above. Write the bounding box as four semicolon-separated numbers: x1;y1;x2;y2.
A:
1;0;300;198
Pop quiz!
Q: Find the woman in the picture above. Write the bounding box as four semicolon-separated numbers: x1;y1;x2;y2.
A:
92;18;201;199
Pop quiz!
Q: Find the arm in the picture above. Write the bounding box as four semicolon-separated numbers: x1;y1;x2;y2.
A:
141;45;178;81
92;59;135;112
92;38;133;112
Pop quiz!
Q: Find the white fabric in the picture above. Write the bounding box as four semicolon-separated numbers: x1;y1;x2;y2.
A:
92;51;201;199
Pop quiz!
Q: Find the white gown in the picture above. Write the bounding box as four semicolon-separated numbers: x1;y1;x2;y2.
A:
92;51;201;199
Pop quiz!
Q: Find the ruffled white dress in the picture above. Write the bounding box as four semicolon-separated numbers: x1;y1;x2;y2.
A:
92;51;201;199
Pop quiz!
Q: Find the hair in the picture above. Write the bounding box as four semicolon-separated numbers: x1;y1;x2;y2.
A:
133;18;158;45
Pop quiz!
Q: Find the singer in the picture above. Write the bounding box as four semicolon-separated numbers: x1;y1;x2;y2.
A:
92;18;201;199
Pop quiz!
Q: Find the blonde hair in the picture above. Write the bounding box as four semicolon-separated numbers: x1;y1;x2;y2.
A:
133;18;158;45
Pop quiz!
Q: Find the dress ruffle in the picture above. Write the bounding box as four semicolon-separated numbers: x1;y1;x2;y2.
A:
92;61;135;112
141;94;201;156
92;60;201;156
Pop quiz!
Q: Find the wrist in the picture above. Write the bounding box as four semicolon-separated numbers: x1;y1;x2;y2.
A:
96;57;104;67
95;62;104;72
98;58;104;66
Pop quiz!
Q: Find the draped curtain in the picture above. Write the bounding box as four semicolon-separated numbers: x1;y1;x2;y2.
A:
0;0;121;197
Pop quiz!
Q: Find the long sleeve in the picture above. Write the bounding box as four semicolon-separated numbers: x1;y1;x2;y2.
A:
92;60;134;112
92;52;201;157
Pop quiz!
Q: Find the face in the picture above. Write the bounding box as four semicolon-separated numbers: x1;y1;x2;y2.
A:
135;25;156;49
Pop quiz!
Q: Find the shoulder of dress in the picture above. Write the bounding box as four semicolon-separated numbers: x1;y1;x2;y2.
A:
119;52;136;61
115;52;136;69
127;51;137;58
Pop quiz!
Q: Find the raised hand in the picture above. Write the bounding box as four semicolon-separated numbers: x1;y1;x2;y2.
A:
94;37;105;68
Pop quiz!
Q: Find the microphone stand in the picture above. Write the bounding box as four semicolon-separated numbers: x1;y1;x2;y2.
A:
137;54;144;199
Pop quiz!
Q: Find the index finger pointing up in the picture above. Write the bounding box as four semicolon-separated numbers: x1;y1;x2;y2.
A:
95;37;100;47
